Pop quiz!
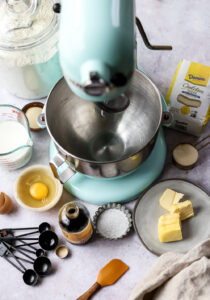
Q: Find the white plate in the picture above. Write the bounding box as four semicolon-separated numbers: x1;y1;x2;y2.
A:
133;179;210;255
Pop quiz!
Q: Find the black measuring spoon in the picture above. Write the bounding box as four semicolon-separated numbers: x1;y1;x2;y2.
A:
2;242;38;286
1;222;51;233
3;240;37;262
13;246;46;257
1;230;58;250
38;230;58;250
4;256;38;286
15;240;46;257
3;241;51;277
33;256;52;277
8;254;52;277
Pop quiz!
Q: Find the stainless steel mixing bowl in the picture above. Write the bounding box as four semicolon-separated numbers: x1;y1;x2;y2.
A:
44;69;170;181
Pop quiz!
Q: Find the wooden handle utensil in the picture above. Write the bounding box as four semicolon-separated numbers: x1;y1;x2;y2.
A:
76;259;129;300
77;282;101;300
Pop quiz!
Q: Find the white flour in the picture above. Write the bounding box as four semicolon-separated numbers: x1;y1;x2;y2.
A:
0;0;62;99
97;208;129;239
0;0;57;66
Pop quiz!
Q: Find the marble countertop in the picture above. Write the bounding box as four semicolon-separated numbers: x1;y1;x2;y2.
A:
0;1;209;299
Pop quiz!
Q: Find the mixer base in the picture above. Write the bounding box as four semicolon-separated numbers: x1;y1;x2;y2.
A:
49;126;166;205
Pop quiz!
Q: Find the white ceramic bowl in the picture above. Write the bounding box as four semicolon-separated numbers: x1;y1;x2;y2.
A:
14;165;63;212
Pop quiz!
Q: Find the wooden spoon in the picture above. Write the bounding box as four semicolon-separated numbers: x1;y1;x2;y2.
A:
77;259;129;300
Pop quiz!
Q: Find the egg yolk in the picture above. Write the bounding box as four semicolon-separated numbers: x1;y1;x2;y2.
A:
29;182;48;200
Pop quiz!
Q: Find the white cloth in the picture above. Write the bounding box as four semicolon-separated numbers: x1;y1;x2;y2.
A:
129;239;210;300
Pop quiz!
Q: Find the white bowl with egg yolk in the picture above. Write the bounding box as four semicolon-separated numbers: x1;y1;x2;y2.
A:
14;165;63;211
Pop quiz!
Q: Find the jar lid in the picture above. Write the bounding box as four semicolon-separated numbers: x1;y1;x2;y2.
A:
55;245;69;259
22;102;44;132
0;0;57;50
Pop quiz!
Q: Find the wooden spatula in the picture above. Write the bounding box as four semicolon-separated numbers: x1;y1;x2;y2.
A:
76;259;129;300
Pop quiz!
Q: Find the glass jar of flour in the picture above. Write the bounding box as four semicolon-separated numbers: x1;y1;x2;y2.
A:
0;0;62;99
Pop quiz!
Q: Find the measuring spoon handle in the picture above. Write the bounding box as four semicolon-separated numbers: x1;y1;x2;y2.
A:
3;242;26;271
17;239;38;251
4;256;24;273
1;227;38;231
15;230;39;238
1;237;38;241
76;282;101;300
15;242;39;248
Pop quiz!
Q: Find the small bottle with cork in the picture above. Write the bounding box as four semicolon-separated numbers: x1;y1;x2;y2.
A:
58;201;93;245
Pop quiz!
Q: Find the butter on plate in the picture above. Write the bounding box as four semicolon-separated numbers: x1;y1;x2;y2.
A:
159;188;184;211
158;189;194;243
158;213;183;243
169;200;194;220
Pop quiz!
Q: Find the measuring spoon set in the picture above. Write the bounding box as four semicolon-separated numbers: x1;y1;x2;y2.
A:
0;222;58;286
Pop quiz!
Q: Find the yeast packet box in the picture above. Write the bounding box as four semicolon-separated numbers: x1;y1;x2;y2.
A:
166;59;210;136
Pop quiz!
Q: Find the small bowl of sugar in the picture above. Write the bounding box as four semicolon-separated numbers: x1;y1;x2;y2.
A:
93;203;132;240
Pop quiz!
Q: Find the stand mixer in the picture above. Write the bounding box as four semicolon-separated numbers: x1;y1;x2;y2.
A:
43;0;172;205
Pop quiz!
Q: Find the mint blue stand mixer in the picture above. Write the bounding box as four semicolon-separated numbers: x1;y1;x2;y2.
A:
45;0;172;205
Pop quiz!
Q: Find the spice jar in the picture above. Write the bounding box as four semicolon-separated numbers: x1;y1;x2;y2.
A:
0;0;62;99
58;202;93;245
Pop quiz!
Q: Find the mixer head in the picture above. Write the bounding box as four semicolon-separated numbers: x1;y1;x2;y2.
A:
58;0;136;103
56;0;172;107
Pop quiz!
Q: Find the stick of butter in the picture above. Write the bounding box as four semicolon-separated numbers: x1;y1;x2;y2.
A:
174;192;185;204
159;189;184;211
158;213;182;243
169;200;194;220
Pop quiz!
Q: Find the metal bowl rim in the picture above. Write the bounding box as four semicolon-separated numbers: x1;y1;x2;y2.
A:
45;69;163;164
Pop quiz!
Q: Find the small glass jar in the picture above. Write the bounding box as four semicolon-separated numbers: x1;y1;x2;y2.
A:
58;202;93;245
0;0;62;99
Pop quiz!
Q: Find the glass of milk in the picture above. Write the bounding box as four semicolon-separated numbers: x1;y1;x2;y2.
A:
0;105;33;170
